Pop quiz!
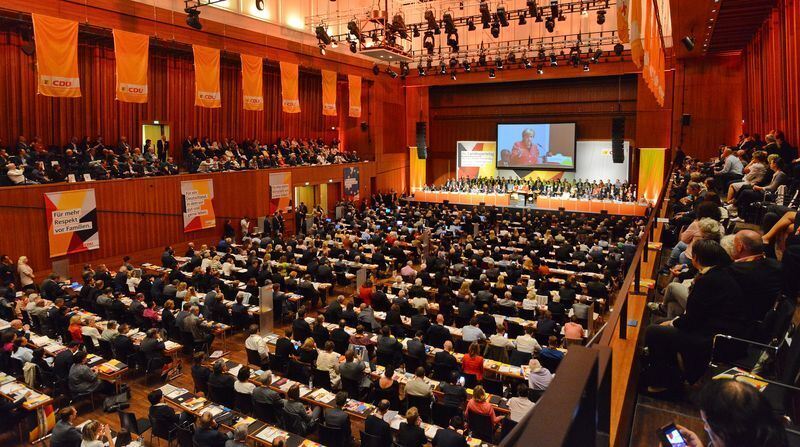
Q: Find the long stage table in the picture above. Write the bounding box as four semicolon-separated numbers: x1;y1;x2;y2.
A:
412;190;648;216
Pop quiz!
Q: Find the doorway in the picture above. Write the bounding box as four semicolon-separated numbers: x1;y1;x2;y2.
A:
142;123;171;159
294;182;342;216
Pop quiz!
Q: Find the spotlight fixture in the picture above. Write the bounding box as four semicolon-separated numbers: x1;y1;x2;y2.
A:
423;31;435;55
386;67;398;78
347;20;361;40
451;70;457;81
488;68;496;78
443;11;456;34
185;7;202;30
597;10;606;25
490;20;500;38
400;62;410;78
507;52;516;64
372;64;380;75
495;57;504;69
478;53;487;66
315;25;332;45
424;9;440;33
545;16;555;32
681;35;695;51
447;31;459;52
463;59;472;72
255;0;265;11
467;18;476;31
318;44;326;55
480;1;492;26
614;42;624;56
538;48;546;60
497;5;509;26
449;57;458;68
558;9;566;21
427;58;433;69
527;0;538;15
591;48;603;62
523;56;532;68
549;52;558;66
536;64;544;74
519;13;527;25
370;31;379;44
349;41;357;53
439;59;447;75
417;62;427;76
392;13;408;39
583;62;590;72
412;25;420;37
549;0;559;17
535;9;544;22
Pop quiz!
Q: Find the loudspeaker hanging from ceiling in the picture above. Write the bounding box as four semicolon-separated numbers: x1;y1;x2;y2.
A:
612;117;625;163
416;122;427;159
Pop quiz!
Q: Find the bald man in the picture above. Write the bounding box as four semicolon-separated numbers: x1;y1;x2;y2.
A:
426;313;452;348
728;230;782;322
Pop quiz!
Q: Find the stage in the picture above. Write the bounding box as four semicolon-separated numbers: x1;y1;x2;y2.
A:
410;190;649;216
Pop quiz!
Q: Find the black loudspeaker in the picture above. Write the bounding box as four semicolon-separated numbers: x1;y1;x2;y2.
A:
416;122;427;159
681;114;692;126
612;116;625;164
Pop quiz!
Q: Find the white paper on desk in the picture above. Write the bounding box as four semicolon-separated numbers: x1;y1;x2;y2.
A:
202;405;225;417
424;424;441;439
160;384;179;395
164;341;180;351
209;350;223;359
383;410;399;423
256;427;288;443
227;364;243;377
167;388;188;399
389;415;406;430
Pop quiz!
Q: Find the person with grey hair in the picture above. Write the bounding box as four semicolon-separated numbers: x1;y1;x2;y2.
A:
729;229;782;322
720;234;736;258
225;423;248;447
252;370;284;408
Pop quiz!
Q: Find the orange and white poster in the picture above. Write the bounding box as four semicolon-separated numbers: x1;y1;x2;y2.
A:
280;62;301;113
322;69;337;116
193;45;221;108
113;29;150;103
348;75;362;117
241;54;264;111
269;172;293;213
44;189;99;257
32;14;81;98
182;179;216;232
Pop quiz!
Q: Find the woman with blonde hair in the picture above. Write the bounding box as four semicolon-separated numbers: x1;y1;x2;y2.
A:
80;420;114;447
465;385;504;428
296;337;318;364
175;282;188;300
17;256;34;290
68;315;84;343
397;407;426;447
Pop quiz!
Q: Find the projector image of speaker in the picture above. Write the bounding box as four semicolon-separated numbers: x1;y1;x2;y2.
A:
612;117;625;163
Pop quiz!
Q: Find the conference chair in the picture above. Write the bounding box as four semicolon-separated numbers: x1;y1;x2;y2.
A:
98;339;114;359
118;410;151;438
287;359;311;384
407;395;432;423
319;423;348;447
431;402;459;428
245;348;268;369
234;391;253;415
359;430;383;447
509;349;532;367
454;339;471;354
432;363;452;382
483;344;509;364
467;412;495;443
148;414;178;446
312;368;332;391
253;400;278;423
208;383;235;408
461;372;478;390
501;418;518;439
482;377;504;396
82;335;97;354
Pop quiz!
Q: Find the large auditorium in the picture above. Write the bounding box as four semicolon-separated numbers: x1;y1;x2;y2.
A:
0;0;798;446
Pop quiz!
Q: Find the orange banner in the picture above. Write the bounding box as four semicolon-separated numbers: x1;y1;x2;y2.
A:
629;0;644;68
193;45;221;108
617;0;630;43
241;54;264;111
280;62;301;113
322;69;337;116
113;29;149;103
348;75;362;118
32;14;80;98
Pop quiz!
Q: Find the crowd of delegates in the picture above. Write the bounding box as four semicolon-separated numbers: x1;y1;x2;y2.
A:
0;194;644;445
0;134;359;186
423;176;638;201
642;140;800;396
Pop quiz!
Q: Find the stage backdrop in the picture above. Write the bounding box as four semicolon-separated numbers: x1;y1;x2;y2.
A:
181;179;216;232
456;141;630;182
44;189;99;257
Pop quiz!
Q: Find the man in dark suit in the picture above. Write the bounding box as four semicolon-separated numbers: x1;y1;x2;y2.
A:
406;331;427;360
728;230;783;322
193;412;228;447
323;391;352;440
208;360;235;395
324;295;344;323
53;341;80;379
364;399;393;445
330;321;351;354
376;326;402;366
432;415;469;447
50;407;82;447
292;307;312;341
161;246;177;269
410;307;431;333
157;135;169;161
433;341;459;372
148;389;191;433
274;329;295;363
112;324;135;362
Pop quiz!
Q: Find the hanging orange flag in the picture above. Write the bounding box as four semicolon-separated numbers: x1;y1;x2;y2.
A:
280;62;301;113
112;29;149;103
322;70;337;116
241;54;264;111
32;14;81;98
617;0;630;43
193;45;221;108
348;75;362;118
629;0;644;68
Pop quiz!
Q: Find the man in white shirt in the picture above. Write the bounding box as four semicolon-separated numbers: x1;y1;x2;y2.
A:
100;321;120;342
488;325;514;349
240;217;250;238
514;325;542;354
507;383;535;422
5;163;29;185
244;325;269;365
461;318;486;343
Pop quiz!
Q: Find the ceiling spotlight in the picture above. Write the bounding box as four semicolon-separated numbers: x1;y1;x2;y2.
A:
318;44;326;55
467;18;476;31
447;31;459;52
463;60;472;71
478;53;487;66
583;62;590;72
536;64;544;74
519;13;527;25
523;56;532;68
400;62;410;78
255;0;265;11
424;9;440;32
392;13;408;39
417;62;427;76
591;48;603;62
488;68;496;78
535;9;544;22
372;64;380;75
538;48;546;60
549;0;559;17
490;21;500;38
349;41;357;53
439;59;447;75
386;67;398;78
315;25;332;45
497;5;509;26
449;57;458;68
614;42;624;56
185;7;202;30
558;9;566;21
682;35;695;51
347;20;361;40
507;52;516;64
480;1;492;25
495;57;504;69
371;31;379;44
412;25;420;37
423;31;435;55
450;70;457;81
597;10;606;25
545;16;555;32
443;11;456;34
527;0;538;15
549;52;558;66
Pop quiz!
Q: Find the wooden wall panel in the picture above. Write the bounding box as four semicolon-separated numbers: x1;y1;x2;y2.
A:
742;0;800;146
425;75;640;182
0;162;374;278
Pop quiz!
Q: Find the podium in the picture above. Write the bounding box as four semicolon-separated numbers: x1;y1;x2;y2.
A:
258;286;274;335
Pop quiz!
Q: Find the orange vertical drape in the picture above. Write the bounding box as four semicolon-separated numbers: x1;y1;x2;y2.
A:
321;69;337;116
348;75;362;118
240;54;264;111
280;61;301;113
629;0;644;68
617;0;630;43
112;29;149;104
193;45;221;108
32;14;81;98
